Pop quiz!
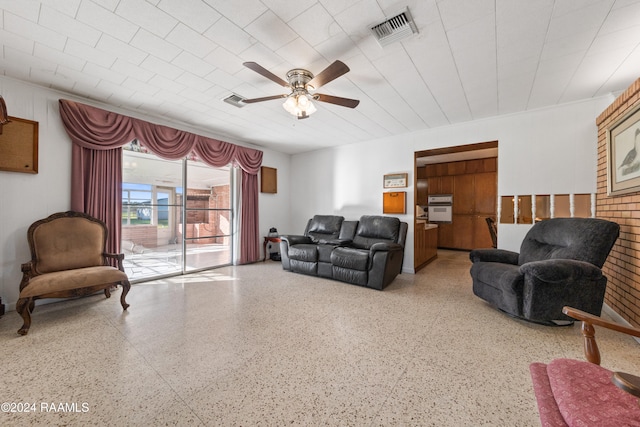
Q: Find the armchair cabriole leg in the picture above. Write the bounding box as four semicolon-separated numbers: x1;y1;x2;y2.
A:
120;281;131;311
16;297;33;335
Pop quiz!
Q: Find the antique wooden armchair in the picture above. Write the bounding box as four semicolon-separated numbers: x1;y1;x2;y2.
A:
530;306;640;426
17;211;130;335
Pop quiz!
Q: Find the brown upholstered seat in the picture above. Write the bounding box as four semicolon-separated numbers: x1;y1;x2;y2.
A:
17;211;130;335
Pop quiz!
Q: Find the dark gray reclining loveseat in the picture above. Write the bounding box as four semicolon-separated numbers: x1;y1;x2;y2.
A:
280;215;408;290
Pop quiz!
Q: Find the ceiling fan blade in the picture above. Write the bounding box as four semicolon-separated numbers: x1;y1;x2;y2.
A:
307;60;350;90
243;62;289;87
242;94;288;104
314;93;360;108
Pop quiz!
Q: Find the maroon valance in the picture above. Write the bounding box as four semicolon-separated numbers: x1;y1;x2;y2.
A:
59;99;263;174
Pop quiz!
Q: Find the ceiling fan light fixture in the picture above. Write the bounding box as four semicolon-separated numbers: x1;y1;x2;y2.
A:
283;93;316;118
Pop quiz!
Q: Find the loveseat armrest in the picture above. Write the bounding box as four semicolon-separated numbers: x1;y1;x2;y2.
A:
370;242;403;253
280;235;313;246
105;252;125;272
519;259;603;283
469;248;519;264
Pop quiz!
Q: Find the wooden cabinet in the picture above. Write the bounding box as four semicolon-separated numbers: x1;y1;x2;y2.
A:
414;224;438;270
426;160;497;251
427;175;454;195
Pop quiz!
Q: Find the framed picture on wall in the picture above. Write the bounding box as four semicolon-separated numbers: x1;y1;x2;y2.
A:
383;173;408;188
608;102;640;196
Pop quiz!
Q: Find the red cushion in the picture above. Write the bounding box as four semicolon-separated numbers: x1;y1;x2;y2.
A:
547;359;640;427
530;362;568;426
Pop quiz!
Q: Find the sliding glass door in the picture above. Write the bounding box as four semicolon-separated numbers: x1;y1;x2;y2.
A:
122;147;233;281
183;158;232;272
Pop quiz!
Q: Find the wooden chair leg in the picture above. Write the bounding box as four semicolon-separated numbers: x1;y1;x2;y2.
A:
120;281;130;311
16;297;33;335
581;321;601;365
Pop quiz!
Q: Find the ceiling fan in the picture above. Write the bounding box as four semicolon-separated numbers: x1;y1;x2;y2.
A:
242;60;360;119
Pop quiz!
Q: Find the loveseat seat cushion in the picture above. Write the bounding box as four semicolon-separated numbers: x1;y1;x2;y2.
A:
20;266;128;298
331;247;369;271
288;244;318;262
545;358;640;426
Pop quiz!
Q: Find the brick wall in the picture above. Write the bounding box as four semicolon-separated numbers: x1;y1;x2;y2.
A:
176;185;231;244
596;77;640;326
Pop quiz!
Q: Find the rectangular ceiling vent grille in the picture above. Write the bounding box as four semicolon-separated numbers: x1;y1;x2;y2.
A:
223;93;246;108
370;8;418;47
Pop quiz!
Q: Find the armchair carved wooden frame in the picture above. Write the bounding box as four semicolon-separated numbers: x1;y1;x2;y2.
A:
17;211;130;335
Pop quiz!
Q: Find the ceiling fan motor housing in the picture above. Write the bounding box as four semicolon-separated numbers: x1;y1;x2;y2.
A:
286;69;314;90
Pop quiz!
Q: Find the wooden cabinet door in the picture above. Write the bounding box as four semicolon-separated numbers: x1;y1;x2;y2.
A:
440;175;454;194
453;174;474;214
452;214;474;250
474;172;497;215
473;215;495;249
427;177;440;196
416;179;428;206
438;222;454;248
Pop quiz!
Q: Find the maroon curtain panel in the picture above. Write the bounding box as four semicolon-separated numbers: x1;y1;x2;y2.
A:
59;99;263;264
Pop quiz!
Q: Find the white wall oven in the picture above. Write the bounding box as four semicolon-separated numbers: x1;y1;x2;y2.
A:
427;194;453;223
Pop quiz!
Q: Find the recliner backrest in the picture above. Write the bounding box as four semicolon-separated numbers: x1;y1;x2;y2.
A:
351;215;402;249
518;218;620;267
304;215;344;242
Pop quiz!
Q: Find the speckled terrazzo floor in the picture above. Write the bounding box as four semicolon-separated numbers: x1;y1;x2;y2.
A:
1;250;639;426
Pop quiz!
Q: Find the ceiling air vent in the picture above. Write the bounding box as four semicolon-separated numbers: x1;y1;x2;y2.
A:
223;93;246;108
370;8;418;47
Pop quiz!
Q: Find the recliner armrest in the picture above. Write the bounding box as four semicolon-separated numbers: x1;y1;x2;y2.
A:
370;242;403;253
520;259;603;283
469;248;519;264
280;235;313;246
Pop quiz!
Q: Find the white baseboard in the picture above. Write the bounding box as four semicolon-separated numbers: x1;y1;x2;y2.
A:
602;303;640;345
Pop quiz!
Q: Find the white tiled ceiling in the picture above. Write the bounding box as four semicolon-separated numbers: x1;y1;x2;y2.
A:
1;0;640;154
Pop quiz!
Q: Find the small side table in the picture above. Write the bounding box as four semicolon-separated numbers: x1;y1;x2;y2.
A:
263;236;281;261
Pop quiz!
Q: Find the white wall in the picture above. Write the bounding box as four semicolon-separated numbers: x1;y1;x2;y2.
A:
0;73;616;308
289;96;615;271
0;76;289;310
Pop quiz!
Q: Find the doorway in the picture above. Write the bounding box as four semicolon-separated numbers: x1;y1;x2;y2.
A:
414;141;498;265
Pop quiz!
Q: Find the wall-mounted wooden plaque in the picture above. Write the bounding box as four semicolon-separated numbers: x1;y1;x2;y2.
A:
261;166;277;193
383;191;406;214
0;116;39;174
